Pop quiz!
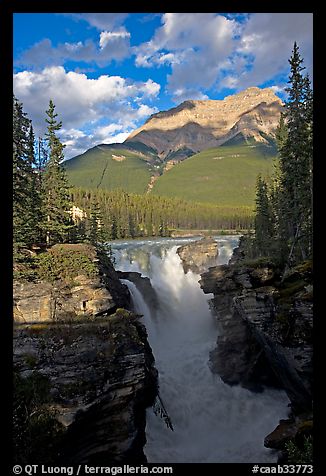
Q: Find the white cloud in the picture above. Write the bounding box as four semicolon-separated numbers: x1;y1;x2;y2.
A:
219;75;238;89
270;84;288;100
270;85;286;94
99;132;130;144
99;29;130;50
13;66;160;157
134;13;237;100
95;123;124;138
157;52;179;65
136;104;158;118
173;88;209;102
68;13;129;31
135;50;181;68
14;13;313;156
220;13;313;90
64;41;84;53
134;12;313;100
138;79;161;97
62;128;87;140
61;125;133;158
17;29;131;69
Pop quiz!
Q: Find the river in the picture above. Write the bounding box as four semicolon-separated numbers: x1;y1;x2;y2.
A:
111;236;289;463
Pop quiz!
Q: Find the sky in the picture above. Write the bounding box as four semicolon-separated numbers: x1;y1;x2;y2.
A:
13;13;313;159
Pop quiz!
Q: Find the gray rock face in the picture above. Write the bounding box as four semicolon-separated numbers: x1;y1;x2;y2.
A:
97;249;131;310
233;290;312;411
200;265;278;391
208;302;259;387
200;265;253;386
13;312;158;463
177;237;219;274
200;256;313;412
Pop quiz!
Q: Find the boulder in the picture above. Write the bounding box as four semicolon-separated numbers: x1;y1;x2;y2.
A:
264;419;299;449
264;415;313;450
177;237;219;274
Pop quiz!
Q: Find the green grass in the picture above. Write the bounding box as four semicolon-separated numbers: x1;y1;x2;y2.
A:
152;144;276;206
64;146;153;194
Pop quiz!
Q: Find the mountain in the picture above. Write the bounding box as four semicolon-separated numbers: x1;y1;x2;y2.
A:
64;145;155;194
151;143;275;206
64;86;281;207
125;86;282;159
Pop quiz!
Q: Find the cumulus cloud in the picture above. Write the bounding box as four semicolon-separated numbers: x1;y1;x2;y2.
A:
61;125;132;158
92;125;131;147
16;13;132;69
69;13;129;31
270;84;287;95
134;12;313;100
219;13;313;91
13;66;160;157
61;102;158;158
99;29;130;49
134;13;237;100
14;13;313;155
172;88;209;102
16;29;131;69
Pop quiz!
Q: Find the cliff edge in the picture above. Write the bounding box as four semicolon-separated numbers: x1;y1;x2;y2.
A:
13;244;158;464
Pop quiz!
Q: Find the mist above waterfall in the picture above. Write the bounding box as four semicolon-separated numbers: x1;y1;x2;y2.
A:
113;237;289;463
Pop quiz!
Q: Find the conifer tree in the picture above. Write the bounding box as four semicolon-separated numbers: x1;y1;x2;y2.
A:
13;96;31;245
275;113;288;150
145;211;153;237
13;96;40;250
110;215;118;240
42;100;74;245
268;162;289;264
88;196;113;258
89;197;104;246
254;175;273;256
128;213;137;238
252;43;313;267
279;42;313;264
35;137;48;174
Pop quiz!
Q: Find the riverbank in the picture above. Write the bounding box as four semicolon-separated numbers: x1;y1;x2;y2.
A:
170;229;249;237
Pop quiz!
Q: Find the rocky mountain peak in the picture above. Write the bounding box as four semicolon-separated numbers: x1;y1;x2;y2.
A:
125;87;283;159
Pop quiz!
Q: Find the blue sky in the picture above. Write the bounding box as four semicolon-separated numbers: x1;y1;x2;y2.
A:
13;13;313;158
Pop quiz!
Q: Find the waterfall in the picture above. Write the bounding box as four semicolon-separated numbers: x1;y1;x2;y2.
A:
114;237;289;463
121;279;156;340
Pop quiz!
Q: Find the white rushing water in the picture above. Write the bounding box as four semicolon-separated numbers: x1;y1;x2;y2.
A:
112;237;289;463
